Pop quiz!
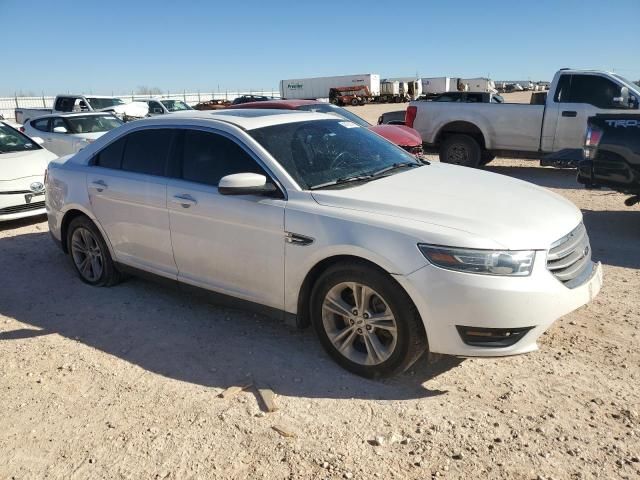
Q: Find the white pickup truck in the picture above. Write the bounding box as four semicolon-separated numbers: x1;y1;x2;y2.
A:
15;95;148;125
406;69;640;167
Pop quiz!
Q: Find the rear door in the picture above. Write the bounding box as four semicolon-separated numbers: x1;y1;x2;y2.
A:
166;127;286;309
552;74;628;151
87;128;177;278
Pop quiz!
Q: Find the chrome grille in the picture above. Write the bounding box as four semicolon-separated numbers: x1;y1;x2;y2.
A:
547;223;593;288
0;201;45;215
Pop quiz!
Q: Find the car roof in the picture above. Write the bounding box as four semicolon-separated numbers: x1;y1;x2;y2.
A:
29;112;118;120
143;109;337;130
229;99;322;110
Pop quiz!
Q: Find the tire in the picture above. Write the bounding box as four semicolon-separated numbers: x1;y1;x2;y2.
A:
439;134;482;168
66;215;121;287
310;262;427;378
480;151;496;166
350;98;359;107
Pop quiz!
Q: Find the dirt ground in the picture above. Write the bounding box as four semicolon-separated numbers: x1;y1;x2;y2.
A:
1;102;639;480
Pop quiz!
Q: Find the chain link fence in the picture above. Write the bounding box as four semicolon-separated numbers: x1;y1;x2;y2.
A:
0;90;280;122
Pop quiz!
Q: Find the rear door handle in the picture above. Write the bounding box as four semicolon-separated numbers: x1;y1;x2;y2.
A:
172;193;197;208
562;110;577;117
91;180;108;192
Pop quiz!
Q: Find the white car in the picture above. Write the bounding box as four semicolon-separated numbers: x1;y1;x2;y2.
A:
23;112;123;157
1;122;57;221
45;110;603;378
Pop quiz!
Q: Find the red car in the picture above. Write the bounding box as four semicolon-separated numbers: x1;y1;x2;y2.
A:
228;100;423;155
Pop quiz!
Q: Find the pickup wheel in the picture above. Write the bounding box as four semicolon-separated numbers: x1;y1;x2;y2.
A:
310;262;428;378
439;134;481;168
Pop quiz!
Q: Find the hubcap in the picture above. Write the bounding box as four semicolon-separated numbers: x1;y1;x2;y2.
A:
322;282;398;366
447;143;469;164
71;227;104;282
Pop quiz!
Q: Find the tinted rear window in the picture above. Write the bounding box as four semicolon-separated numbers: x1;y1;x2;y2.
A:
121;129;172;176
95;137;126;169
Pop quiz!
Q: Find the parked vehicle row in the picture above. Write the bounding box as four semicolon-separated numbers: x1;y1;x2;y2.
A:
406;69;640;167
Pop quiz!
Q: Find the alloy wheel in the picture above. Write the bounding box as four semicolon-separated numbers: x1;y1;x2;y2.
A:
70;227;104;282
321;282;398;365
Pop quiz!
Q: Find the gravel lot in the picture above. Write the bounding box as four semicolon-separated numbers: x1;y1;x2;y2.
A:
1;101;639;480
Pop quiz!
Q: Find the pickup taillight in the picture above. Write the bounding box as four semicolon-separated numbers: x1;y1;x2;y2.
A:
583;125;603;160
405;106;417;128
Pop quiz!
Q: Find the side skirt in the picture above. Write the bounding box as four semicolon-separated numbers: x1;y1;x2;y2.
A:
114;262;300;328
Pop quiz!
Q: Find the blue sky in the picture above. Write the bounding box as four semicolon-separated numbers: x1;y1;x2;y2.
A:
2;0;638;96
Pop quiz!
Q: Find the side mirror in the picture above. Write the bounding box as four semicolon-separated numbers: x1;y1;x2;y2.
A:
53;126;68;134
218;173;276;195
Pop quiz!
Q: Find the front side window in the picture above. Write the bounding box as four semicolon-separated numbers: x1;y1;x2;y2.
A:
0;123;42;153
179;130;263;186
148;101;164;114
52;118;68;133
67;115;122;134
554;75;571;103
250;119;420;189
568;75;622;108
121;129;172;176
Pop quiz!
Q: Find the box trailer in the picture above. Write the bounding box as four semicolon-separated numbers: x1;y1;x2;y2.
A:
384;77;423;100
421;77;465;95
279;74;380;100
461;77;497;93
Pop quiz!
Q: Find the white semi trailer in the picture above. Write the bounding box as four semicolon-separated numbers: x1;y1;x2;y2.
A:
279;74;381;100
421;77;466;95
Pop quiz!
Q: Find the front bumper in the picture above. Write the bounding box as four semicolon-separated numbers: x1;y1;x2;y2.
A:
0;191;46;222
395;255;603;357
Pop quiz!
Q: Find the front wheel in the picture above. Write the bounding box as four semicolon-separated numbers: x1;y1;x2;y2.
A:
439;134;482;168
311;263;427;378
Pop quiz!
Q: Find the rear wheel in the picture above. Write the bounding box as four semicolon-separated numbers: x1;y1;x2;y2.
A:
350;97;359;106
439;134;482;168
67;216;121;286
311;262;427;378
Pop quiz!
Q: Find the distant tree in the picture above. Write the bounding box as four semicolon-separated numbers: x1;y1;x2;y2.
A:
135;86;163;95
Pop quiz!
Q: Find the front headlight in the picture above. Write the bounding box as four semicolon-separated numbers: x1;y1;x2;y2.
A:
418;244;535;276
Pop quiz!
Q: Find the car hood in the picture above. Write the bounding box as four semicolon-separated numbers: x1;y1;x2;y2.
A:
104;101;149;118
368;124;422;147
0;148;57;182
310;162;582;250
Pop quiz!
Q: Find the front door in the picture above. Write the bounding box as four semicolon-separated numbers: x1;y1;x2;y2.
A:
166;128;286;309
553;74;629;151
87;129;177;278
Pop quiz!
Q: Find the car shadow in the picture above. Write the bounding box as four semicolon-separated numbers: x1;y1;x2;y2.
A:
0;230;461;401
582;209;640;269
0;213;47;232
485;164;583;190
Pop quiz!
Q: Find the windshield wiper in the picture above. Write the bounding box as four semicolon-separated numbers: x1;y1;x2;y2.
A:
368;161;422;178
309;174;374;190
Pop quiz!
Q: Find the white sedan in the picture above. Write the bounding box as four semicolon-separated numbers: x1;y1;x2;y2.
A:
45;110;602;377
23;112;123;157
1;122;57;221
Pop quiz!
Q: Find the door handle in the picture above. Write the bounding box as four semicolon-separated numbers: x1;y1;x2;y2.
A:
562;110;577;117
91;180;108;192
172;193;197;208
